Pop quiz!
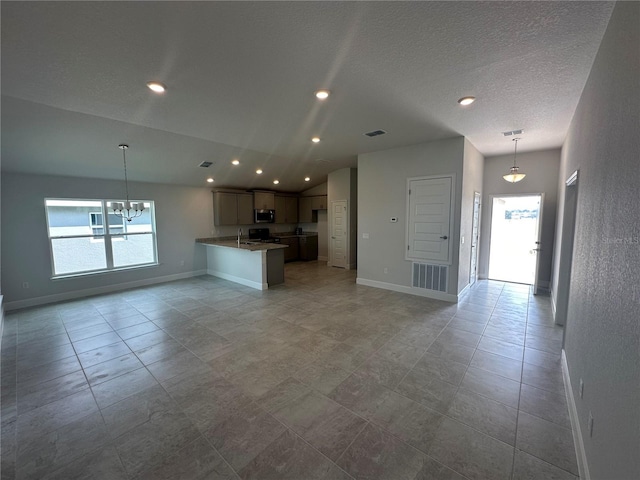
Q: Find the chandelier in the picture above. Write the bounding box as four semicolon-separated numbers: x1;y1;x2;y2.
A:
503;137;526;183
112;144;144;222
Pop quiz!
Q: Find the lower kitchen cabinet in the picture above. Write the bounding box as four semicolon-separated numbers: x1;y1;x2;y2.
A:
280;237;299;262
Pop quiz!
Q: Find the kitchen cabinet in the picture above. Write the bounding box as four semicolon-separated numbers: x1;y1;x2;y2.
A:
213;192;254;226
275;195;298;224
311;195;327;210
254;191;275;210
299;235;318;261
279;237;299;262
298;195;326;223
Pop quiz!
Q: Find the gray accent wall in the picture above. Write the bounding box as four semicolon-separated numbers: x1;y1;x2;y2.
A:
458;139;484;294
1;172;213;307
479;149;560;290
357;137;464;294
553;3;639;478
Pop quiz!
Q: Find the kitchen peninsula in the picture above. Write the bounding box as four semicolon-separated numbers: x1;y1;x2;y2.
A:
196;238;287;290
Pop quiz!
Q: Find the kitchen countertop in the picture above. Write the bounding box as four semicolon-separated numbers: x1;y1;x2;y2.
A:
195;238;288;251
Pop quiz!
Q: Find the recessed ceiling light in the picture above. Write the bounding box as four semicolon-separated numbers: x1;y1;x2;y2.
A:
304;177;310;182
231;159;240;165
206;178;214;183
311;137;321;143
315;90;330;100
146;81;166;93
273;180;280;185
256;169;263;175
457;96;476;106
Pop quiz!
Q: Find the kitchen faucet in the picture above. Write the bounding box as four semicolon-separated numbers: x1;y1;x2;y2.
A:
237;228;242;247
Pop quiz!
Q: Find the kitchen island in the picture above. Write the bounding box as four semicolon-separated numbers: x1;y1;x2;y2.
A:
196;238;288;290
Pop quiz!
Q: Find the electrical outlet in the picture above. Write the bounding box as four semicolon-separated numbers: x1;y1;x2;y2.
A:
579;379;584;398
588;412;594;437
22;282;29;289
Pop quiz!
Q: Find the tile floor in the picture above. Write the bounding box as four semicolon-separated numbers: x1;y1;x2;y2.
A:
1;262;578;479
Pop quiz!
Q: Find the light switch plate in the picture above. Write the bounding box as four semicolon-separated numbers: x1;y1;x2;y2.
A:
362;233;370;239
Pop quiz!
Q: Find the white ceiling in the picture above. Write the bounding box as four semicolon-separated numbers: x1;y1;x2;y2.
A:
1;1;614;192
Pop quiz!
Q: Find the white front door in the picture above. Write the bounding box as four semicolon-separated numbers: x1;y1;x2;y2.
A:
407;176;453;263
330;200;347;268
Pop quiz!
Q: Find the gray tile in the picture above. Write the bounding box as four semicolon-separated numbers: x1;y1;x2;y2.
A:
77;341;132;369
523;347;561;370
426;338;475;365
447;388;518;445
17;370;89;415
460;366;521;408
516;411;578;476
272;390;367;461
72;332;123;354
84;353;144;386
477;336;524;360
354;355;410;389
91;367;159;409
470;349;523;382
16;412;108;480
124;329;173;351
519;383;571;429
239;429;336;480
338;422;431;480
146;348;211;382
522;362;565;395
17;355;82;389
375;340;425;367
413;353;468;385
114;408;201;477
204;400;287;471
395;369;458;414
67;322;114;342
115;321;159;340
428;417;514;480
257;377;311;413
136;436;238;480
512;450;578;480
133;337;187;365
42;445;127;480
385;400;446;453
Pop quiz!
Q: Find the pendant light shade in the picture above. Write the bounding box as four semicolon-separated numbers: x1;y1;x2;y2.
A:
503;138;526;183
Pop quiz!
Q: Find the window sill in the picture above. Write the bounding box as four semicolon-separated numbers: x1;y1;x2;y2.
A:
51;262;160;280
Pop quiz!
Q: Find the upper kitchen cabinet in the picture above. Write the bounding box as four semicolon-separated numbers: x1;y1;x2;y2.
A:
213;191;254;226
298;195;327;223
311;195;327;210
254;191;275;210
275;195;298;224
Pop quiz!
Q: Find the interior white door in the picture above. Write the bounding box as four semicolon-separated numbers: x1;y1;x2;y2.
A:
407;176;452;263
330;200;347;268
533;193;545;294
469;192;481;286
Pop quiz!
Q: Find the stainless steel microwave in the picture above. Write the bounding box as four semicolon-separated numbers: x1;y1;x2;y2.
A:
255;209;275;223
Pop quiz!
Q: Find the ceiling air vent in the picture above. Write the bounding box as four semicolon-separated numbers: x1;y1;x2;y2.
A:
503;129;524;136
199;161;213;168
364;129;387;137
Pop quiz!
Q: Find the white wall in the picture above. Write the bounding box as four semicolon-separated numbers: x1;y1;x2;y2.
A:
478;149;560;291
458;139;484;294
552;3;639;478
1;172;213;308
357;137;464;295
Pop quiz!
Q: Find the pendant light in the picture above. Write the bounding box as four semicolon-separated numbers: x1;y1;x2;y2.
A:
112;144;145;222
503;137;526;183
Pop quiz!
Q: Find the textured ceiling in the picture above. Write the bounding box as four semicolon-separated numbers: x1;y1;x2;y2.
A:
1;1;614;191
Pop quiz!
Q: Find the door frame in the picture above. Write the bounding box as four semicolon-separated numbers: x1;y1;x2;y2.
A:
329;199;349;269
469;191;481;286
486;193;543;286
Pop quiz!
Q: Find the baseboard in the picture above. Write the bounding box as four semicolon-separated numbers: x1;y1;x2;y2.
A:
206;269;267;291
347;262;357;270
318;255;328;262
356;277;458;303
550;288;557;320
0;295;4;354
458;283;471;299
5;270;208;311
562;349;590;480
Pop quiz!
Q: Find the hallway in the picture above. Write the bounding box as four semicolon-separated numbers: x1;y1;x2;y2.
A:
1;263;577;479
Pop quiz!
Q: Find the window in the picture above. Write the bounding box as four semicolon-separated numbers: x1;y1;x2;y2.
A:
45;199;157;276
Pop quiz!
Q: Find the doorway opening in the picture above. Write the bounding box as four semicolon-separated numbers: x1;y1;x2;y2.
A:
488;195;542;285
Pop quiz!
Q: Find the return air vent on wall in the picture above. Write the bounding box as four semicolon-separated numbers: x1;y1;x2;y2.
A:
199;161;213;168
412;263;448;293
363;129;387;137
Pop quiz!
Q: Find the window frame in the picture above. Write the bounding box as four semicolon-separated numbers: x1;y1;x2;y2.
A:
45;198;158;278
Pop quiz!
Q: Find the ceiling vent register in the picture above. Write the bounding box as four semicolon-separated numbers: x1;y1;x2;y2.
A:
199;161;213;168
364;130;387;137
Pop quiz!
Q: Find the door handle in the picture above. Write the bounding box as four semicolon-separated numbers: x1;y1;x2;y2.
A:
440;236;448;240
331;236;336;239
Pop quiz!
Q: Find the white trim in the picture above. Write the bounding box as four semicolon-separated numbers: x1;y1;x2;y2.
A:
206;269;267;291
458;282;471;299
562;349;590;480
5;270;207;311
550;287;557;320
356;277;458;303
318;255;328;262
